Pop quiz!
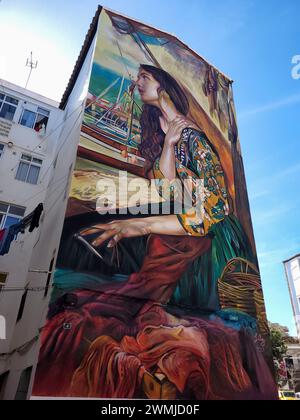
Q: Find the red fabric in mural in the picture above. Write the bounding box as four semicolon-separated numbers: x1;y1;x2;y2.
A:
85;234;212;321
33;234;277;400
0;229;6;242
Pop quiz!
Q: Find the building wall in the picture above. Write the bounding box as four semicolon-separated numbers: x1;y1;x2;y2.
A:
0;82;65;399
31;8;277;400
284;256;300;340
0;30;97;399
19;33;96;401
285;344;300;393
0;7;278;401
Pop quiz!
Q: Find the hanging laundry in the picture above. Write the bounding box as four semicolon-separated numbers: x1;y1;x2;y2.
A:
0;222;24;256
0;228;9;255
0;229;6;242
0;203;44;256
20;203;44;231
29;203;44;233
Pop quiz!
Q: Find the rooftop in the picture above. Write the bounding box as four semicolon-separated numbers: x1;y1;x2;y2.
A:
60;5;233;109
283;254;300;264
0;78;59;109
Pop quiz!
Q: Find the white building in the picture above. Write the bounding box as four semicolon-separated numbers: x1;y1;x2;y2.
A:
285;343;300;393
0;79;65;399
284;254;300;341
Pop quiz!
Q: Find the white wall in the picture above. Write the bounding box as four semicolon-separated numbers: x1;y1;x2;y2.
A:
285;257;300;340
0;88;65;399
0;31;98;400
0;86;64;358
0;91;63;208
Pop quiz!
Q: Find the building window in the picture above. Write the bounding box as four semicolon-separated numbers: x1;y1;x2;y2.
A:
0;202;26;229
16;289;28;322
0;144;4;158
0;371;9;400
44;258;55;298
15;367;32;400
19;106;49;133
0;273;7;292
15;154;43;185
285;358;294;369
291;259;300;281
0;94;18;121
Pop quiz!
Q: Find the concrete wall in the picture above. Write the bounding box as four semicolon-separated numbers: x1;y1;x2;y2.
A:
0;83;65;399
284;257;300;340
0;89;63;341
0;89;65;399
0;33;97;400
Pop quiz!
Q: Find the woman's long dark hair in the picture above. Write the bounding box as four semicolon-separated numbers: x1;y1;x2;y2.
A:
138;65;189;174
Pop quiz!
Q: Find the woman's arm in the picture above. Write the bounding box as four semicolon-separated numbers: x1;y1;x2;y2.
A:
158;117;190;181
81;215;187;248
147;215;187;236
158;143;176;180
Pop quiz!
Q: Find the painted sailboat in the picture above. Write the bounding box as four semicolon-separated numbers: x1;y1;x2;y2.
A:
80;75;146;178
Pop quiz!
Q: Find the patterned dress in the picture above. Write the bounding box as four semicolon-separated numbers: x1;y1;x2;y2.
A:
153;128;230;236
152;128;254;310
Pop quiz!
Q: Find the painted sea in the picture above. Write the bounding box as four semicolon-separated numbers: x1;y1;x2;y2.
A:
88;63;142;110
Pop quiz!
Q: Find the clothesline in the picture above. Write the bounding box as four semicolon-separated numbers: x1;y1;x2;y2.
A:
39;107;84;184
22;172;70;206
0;334;41;359
0;287;52;292
0;203;44;256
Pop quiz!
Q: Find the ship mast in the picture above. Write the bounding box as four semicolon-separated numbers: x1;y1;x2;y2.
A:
116;75;125;105
85;77;121;111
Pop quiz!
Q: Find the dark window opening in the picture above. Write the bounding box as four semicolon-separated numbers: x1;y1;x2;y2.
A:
17;289;28;322
15;367;32;400
15;154;43;185
0;94;18;121
19;106;49;133
0;201;26;230
0;371;9;400
0;272;7;293
44;258;54;298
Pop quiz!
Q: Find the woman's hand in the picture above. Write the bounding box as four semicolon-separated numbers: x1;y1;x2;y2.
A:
80;219;151;248
164;117;190;147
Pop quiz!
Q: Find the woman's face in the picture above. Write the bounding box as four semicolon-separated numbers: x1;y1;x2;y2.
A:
136;69;161;105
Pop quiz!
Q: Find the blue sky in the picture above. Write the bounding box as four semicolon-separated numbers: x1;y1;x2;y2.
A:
1;0;299;335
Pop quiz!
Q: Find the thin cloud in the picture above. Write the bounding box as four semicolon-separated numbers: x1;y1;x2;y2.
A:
249;189;271;201
277;162;300;178
253;204;294;226
258;244;300;269
239;93;300;120
248;162;300;199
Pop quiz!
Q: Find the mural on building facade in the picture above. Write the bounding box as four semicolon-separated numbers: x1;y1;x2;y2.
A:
32;9;277;400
